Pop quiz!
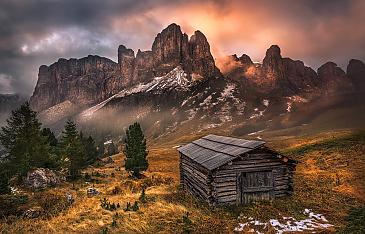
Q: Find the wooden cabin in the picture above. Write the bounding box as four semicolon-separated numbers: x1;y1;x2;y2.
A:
177;134;297;205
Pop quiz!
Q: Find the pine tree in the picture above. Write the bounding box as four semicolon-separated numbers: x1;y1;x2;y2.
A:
0;162;11;194
83;135;98;165
124;122;148;177
41;127;60;169
0;102;51;179
59;119;85;180
41;128;58;147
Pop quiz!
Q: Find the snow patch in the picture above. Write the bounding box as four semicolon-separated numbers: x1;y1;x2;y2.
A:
234;209;333;233
81;66;191;118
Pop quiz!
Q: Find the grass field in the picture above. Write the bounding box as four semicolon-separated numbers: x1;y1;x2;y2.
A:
0;129;364;233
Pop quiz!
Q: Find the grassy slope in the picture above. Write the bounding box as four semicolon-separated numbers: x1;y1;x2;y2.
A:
0;130;364;233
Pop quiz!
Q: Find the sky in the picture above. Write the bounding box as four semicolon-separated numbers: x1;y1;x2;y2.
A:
0;0;364;96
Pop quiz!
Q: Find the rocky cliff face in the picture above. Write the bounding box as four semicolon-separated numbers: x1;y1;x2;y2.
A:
30;55;120;111
30;22;360;117
30;23;220;112
347;59;365;92
117;23;220;84
222;44;354;97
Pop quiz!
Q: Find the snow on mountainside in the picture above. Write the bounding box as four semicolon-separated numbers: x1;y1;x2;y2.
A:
80;66;191;118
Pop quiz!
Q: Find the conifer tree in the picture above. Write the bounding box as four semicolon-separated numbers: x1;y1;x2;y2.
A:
0;102;50;179
59;119;85;180
124;122;148;177
82;135;98;165
42;128;58;147
0;162;11;194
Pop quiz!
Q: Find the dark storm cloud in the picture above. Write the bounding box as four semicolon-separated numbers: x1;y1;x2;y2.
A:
0;0;364;96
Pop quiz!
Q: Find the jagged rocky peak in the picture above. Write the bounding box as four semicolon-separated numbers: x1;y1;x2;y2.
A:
239;54;254;67
263;45;282;73
118;45;135;83
188;30;218;78
152;23;189;66
347;59;365;91
117;23;219;81
317;62;353;94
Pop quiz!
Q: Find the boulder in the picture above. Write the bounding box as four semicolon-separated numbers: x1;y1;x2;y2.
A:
87;187;99;196
24;168;65;190
24;206;43;218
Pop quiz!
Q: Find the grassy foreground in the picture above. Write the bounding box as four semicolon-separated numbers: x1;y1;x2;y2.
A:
0;130;364;233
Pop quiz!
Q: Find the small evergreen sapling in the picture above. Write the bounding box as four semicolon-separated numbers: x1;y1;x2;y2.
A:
124;202;131;211
139;187;147;203
132;201;139;211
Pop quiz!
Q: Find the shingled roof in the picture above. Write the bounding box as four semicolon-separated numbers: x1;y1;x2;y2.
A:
177;134;265;170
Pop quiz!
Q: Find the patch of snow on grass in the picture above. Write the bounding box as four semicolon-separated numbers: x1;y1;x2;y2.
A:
234;209;333;233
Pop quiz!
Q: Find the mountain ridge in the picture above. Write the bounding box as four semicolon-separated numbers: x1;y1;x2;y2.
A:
27;23;365;138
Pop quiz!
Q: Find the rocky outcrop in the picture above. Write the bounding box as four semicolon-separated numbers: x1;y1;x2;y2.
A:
116;23;220;84
347;59;365;92
30;55;120;111
30;23;221;112
24;168;65;189
226;45;321;96
317;62;353;94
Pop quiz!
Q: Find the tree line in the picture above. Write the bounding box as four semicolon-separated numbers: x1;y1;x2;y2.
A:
0;103;99;193
0;102;149;194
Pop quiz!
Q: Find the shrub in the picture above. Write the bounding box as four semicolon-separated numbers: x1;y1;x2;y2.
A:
124;202;131;211
100;198;118;211
139;187;147;203
132;201;139;211
182;212;193;234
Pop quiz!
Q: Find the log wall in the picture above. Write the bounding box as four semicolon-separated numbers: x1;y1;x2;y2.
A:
212;151;295;205
179;153;214;203
179;149;296;206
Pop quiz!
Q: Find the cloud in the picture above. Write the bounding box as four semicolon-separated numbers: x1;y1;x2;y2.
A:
0;0;364;96
0;74;14;94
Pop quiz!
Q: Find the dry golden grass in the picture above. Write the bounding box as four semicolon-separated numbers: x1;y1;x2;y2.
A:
1;129;364;233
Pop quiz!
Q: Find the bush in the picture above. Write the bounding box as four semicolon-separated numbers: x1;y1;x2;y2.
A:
132;201;139;211
100;198;118;211
182;212;193;234
139;187;147;203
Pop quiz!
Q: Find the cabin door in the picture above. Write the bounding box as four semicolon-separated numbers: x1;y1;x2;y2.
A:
238;170;274;204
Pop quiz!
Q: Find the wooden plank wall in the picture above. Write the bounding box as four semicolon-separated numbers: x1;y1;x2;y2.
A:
212;151;295;205
179;153;214;203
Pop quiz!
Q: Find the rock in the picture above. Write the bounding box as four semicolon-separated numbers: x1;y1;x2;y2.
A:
24;168;65;190
66;192;74;204
239;54;254;68
100;156;114;164
347;59;365;92
30;23;221;112
87;188;99;196
263;45;283;75
29;55;119;111
118;45;135;84
317;62;353;94
24;206;43;218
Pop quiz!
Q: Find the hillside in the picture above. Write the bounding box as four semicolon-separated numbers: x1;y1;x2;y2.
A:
1;129;364;233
